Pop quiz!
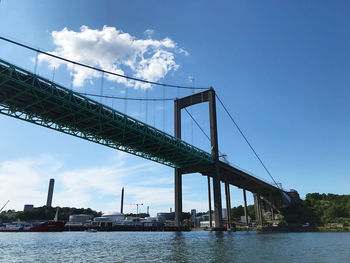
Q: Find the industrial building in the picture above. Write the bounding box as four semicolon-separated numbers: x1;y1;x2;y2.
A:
66;214;94;227
92;211;125;227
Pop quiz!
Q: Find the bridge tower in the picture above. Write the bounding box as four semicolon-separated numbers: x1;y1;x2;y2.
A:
174;88;223;228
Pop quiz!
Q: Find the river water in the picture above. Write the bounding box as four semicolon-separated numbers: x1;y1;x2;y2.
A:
0;231;349;262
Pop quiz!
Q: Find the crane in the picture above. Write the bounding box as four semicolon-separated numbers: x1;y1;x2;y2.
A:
0;200;9;213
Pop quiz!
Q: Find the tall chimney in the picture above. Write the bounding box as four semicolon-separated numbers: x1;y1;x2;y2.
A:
147;206;149;215
46;178;55;207
120;187;124;214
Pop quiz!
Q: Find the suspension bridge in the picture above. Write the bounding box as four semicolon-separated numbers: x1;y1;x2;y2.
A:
0;38;299;229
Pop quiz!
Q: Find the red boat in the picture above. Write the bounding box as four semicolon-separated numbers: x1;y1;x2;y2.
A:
0;221;66;232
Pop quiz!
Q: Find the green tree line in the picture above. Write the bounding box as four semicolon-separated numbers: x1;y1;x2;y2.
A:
225;193;350;226
230;205;255;221
282;193;350;226
0;206;102;222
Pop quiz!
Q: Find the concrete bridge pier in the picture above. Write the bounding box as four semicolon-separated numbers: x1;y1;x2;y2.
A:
174;99;182;227
212;169;223;229
207;176;213;228
254;193;264;225
225;183;231;229
209;89;223;229
269;192;275;220
243;189;249;226
253;194;259;224
174;168;182;227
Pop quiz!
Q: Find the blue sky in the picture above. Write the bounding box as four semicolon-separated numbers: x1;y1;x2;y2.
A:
0;1;349;215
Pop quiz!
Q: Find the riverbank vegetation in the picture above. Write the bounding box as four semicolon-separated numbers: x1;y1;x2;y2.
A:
0;206;101;222
230;193;350;230
281;193;350;227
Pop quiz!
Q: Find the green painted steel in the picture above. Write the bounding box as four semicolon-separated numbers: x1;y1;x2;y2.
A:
0;59;213;168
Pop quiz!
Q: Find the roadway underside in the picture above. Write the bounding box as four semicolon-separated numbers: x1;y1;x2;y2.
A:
181;160;282;197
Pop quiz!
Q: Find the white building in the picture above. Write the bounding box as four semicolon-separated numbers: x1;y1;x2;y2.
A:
200;221;216;228
67;214;93;227
143;216;166;227
92;211;125;227
124;216;144;226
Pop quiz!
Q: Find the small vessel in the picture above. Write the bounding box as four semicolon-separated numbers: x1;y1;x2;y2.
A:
86;228;97;233
0;221;66;232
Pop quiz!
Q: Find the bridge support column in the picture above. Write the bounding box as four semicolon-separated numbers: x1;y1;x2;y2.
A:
174;168;182;227
173;88;223;229
225;183;231;229
212;172;223;228
258;195;264;225
207;176;213;228
269;192;274;220
209;88;223;229
254;193;262;225
253;194;258;224
174;98;182;227
243;189;249;226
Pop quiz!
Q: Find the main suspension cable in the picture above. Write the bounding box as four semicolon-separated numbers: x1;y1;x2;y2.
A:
79;92;174;101
184;107;227;161
184;108;210;141
215;94;281;189
0;36;207;90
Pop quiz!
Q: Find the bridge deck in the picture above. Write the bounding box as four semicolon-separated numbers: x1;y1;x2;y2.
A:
181;161;282;196
0;59;213;168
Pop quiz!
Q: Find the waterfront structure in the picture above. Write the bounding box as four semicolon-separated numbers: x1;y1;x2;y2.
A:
157;212;174;221
144;216;165;227
89;214;166;228
46;179;55;207
67;214;93;227
124;217;143;226
200;221;216;228
92;212;125;227
190;209;196;224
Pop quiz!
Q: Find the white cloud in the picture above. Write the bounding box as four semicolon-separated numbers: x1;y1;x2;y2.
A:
39;25;188;89
0;154;171;214
178;48;190;56
0;155;62;211
0;153;211;215
144;29;155;38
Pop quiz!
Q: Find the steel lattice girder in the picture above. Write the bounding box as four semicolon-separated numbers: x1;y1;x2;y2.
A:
0;59;214;168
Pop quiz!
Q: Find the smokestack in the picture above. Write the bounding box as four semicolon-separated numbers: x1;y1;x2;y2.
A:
46;178;55;207
120;187;124;214
147;206;149;215
170;208;172;213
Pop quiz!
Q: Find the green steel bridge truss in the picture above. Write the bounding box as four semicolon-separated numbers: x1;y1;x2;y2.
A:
0;59;213;168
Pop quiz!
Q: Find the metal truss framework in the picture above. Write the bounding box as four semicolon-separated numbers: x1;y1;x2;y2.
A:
0;59;214;168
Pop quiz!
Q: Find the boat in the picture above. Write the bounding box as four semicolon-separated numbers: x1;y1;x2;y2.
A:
86;228;97;233
0;221;66;232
